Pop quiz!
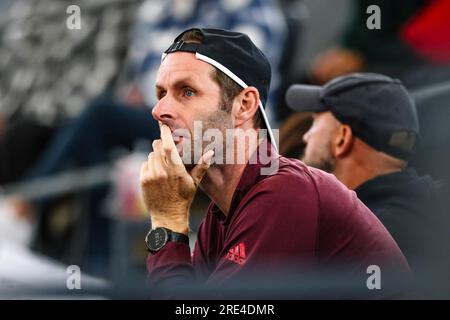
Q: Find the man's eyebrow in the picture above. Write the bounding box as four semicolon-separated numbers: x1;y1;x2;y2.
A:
155;84;165;92
156;77;200;91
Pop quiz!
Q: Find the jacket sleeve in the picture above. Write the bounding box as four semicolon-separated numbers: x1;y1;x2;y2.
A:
146;241;193;288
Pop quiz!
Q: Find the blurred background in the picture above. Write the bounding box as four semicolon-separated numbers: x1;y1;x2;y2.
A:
0;0;449;298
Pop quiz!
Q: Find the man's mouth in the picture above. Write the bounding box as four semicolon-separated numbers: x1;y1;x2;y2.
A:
170;126;189;145
173;135;183;145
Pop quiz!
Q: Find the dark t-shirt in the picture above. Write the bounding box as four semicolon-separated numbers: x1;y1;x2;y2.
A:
356;168;450;296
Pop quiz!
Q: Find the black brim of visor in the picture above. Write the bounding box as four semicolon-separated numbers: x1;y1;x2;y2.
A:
285;84;327;113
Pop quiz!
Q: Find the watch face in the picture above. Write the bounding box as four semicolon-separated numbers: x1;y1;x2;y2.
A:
145;228;169;252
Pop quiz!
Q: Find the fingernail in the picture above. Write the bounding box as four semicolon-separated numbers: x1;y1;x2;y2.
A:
204;150;214;165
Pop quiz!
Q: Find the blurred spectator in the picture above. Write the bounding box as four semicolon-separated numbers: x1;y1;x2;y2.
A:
285;73;450;297
310;0;450;86
277;0;450;168
0;0;140;184
278;111;310;158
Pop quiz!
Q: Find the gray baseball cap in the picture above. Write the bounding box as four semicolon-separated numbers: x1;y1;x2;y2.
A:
285;73;420;160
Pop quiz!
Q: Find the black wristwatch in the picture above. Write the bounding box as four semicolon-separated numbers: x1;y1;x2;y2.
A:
145;227;189;253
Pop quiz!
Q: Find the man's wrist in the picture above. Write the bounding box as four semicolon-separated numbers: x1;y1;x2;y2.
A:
145;227;189;253
151;217;189;236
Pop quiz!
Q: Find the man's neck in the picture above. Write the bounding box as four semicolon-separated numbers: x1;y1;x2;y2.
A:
199;136;261;216
200;163;247;215
334;159;404;190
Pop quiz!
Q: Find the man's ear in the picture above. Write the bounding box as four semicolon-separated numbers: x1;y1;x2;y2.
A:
233;86;259;127
333;124;353;158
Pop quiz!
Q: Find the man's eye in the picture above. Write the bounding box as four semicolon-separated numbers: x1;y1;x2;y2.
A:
157;91;166;100
184;89;195;97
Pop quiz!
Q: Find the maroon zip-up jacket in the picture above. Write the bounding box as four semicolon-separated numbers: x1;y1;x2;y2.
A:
147;141;410;294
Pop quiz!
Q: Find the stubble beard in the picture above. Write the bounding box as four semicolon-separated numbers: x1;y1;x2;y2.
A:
301;141;336;173
180;100;233;170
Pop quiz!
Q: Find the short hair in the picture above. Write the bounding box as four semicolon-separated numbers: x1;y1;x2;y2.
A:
180;30;263;128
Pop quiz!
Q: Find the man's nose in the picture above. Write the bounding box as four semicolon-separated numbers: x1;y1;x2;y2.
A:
152;96;176;123
302;129;311;144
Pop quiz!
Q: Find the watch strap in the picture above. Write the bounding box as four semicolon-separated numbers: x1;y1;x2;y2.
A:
168;229;189;245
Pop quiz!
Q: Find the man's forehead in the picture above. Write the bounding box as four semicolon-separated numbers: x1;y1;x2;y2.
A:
315;111;342;127
157;52;214;81
311;111;333;123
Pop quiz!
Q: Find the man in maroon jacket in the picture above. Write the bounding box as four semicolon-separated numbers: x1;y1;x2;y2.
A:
139;28;411;298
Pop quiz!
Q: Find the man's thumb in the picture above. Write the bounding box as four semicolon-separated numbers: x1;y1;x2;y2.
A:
190;150;214;186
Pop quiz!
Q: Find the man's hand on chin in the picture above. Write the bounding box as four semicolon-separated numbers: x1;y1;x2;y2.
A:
140;121;214;235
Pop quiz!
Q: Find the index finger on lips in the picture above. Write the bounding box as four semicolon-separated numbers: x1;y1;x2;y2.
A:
160;123;183;166
152;139;168;175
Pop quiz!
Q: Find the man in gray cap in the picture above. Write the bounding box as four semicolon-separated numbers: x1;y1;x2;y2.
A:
286;73;449;297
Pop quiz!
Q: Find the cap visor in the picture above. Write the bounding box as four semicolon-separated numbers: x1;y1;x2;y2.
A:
285;84;326;112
